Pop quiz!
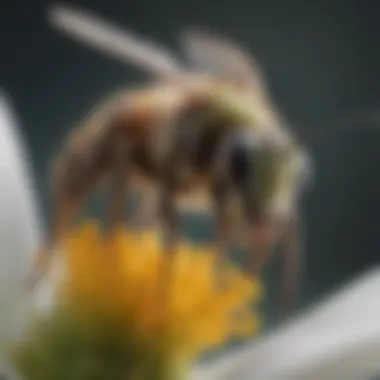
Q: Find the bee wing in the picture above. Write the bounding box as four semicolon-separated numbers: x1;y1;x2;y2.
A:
180;27;267;95
48;4;186;80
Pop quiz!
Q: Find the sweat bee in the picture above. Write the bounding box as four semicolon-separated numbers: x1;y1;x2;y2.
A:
32;5;376;318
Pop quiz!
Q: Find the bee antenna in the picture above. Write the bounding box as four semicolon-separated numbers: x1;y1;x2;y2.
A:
299;110;380;146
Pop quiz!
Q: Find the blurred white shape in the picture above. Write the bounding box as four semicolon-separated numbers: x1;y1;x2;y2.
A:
192;266;380;380
0;92;43;372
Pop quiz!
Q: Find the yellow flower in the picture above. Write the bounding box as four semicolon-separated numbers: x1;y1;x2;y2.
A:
14;220;262;380
62;221;261;356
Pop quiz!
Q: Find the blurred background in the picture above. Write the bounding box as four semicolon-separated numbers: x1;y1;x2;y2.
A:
1;0;380;329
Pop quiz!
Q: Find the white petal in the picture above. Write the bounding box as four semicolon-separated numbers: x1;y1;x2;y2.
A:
0;92;42;363
193;267;380;380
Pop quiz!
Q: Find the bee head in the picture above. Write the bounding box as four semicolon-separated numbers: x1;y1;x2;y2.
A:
219;129;313;223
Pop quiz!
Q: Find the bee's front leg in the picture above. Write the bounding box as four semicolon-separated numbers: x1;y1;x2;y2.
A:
248;222;277;276
212;180;232;281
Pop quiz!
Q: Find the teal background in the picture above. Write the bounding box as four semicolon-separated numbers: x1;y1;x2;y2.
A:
1;0;380;333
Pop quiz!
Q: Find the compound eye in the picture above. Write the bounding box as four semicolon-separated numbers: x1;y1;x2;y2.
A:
229;140;250;186
214;130;264;187
226;131;271;186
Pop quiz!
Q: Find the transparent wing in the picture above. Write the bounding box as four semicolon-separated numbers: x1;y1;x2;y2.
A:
48;4;186;79
180;27;267;94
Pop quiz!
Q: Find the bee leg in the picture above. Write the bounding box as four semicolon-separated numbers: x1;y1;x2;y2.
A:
153;178;178;316
211;180;232;284
248;222;276;276
154;142;182;302
134;184;158;229
277;212;302;320
105;139;129;236
158;179;178;278
225;198;248;248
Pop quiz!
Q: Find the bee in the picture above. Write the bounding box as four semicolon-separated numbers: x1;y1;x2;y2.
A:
33;5;376;317
28;7;312;318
